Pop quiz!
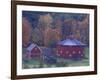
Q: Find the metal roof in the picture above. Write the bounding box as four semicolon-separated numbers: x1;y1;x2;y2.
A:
57;39;86;46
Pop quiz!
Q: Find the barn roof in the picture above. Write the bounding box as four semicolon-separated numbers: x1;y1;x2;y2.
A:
57;39;86;46
27;43;41;51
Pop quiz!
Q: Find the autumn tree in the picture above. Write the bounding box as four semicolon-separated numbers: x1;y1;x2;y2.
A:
22;17;32;47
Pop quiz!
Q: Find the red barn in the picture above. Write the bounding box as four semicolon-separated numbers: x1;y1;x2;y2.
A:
26;43;41;58
56;39;86;60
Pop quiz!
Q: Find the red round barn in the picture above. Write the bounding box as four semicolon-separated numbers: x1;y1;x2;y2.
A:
56;39;86;60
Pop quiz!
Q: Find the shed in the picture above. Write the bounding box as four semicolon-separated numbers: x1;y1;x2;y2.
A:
26;43;41;58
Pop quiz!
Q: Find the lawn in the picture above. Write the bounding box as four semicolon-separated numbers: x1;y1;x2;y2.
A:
22;47;89;69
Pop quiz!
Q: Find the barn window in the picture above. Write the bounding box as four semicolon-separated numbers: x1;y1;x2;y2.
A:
69;54;72;57
60;50;63;54
34;47;37;50
66;51;69;54
79;51;81;54
72;51;75;54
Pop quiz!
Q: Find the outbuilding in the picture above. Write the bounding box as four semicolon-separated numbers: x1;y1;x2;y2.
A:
26;43;41;58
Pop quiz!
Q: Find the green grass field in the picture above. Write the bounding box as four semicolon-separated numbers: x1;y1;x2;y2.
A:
22;47;89;69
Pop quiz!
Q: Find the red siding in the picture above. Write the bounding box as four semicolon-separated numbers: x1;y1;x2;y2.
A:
56;45;84;59
31;47;41;57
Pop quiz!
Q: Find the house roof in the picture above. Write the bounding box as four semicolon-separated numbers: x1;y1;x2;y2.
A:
57;39;86;46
